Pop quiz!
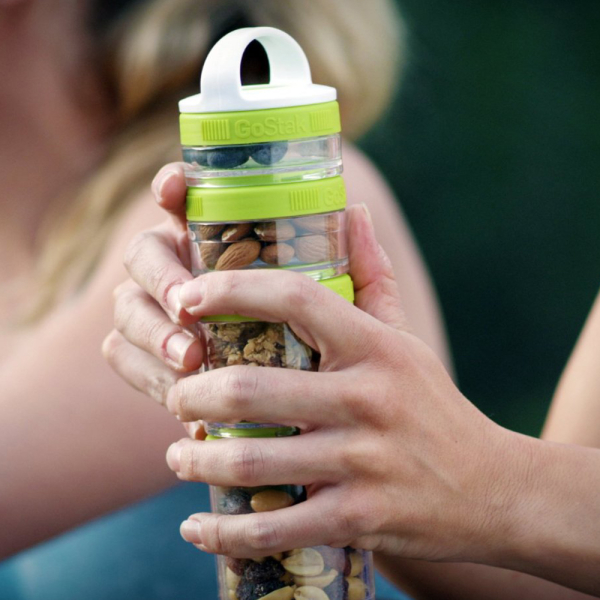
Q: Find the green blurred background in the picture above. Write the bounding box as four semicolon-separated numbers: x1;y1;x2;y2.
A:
360;0;600;436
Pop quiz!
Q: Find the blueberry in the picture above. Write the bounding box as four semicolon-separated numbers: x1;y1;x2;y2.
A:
250;142;288;165
182;148;209;166
207;147;250;168
243;557;285;583
219;488;252;515
236;578;286;600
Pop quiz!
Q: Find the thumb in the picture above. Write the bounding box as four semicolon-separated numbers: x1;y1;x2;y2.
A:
346;204;409;331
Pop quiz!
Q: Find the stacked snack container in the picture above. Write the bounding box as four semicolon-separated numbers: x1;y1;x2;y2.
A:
179;27;375;600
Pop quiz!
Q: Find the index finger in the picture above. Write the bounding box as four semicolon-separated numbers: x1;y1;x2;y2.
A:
178;270;390;367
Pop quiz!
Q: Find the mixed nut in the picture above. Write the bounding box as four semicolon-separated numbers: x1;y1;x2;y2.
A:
189;213;345;274
205;322;318;371
215;486;369;600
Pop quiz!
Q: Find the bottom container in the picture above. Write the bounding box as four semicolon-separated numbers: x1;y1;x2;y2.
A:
207;431;375;600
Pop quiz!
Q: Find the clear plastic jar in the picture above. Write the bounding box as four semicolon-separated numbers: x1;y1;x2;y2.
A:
182;135;342;187
207;432;375;600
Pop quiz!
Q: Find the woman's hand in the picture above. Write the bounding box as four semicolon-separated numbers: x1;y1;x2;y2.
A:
104;165;526;566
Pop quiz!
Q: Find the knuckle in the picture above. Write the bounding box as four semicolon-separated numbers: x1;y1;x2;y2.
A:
220;367;259;415
245;517;280;552
178;442;199;480
123;231;152;273
112;289;138;333
205;516;230;555
214;270;239;303
145;372;176;406
169;378;187;417
229;442;266;486
284;276;321;314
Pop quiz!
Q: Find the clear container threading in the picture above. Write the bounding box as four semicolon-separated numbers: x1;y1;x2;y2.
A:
188;211;348;281
183;135;341;187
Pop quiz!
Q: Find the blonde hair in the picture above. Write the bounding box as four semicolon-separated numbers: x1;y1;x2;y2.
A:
26;0;404;322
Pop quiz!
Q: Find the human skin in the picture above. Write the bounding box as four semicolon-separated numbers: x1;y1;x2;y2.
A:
106;168;600;597
0;3;448;559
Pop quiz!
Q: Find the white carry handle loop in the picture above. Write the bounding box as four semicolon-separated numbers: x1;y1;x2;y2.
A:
200;27;312;110
179;26;336;113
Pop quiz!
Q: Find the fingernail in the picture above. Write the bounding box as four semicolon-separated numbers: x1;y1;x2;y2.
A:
166;442;182;471
166;332;195;366
179;280;205;310
152;170;177;202
166;284;183;320
180;519;202;544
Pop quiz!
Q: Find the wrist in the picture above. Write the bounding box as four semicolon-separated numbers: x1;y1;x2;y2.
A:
476;431;600;593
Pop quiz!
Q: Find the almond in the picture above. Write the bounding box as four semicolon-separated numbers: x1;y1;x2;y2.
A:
255;220;296;242
221;222;254;243
294;235;337;264
215;239;261;270
260;243;295;265
200;241;224;269
294;214;339;234
198;224;225;240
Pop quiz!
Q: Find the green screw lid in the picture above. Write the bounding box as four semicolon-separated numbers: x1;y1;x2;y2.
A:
180;102;340;146
187;176;346;222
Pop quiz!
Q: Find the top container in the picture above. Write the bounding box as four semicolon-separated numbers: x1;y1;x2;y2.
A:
179;27;343;188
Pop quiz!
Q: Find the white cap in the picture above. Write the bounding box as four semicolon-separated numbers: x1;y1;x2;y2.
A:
179;27;337;114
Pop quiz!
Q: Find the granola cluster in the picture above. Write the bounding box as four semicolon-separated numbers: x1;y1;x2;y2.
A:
206;322;318;371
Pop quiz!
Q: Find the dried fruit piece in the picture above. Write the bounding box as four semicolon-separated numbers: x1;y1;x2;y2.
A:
200;241;224;269
244;557;285;583
237;579;286;600
255;221;296;242
293;569;338;588
260;243;295;266
281;548;325;577
198;224;225;240
215;240;261;270
293;586;329;600
294;235;335;264
222;223;254;243
251;490;295;513
261;586;295;600
220;489;252;515
345;577;366;600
